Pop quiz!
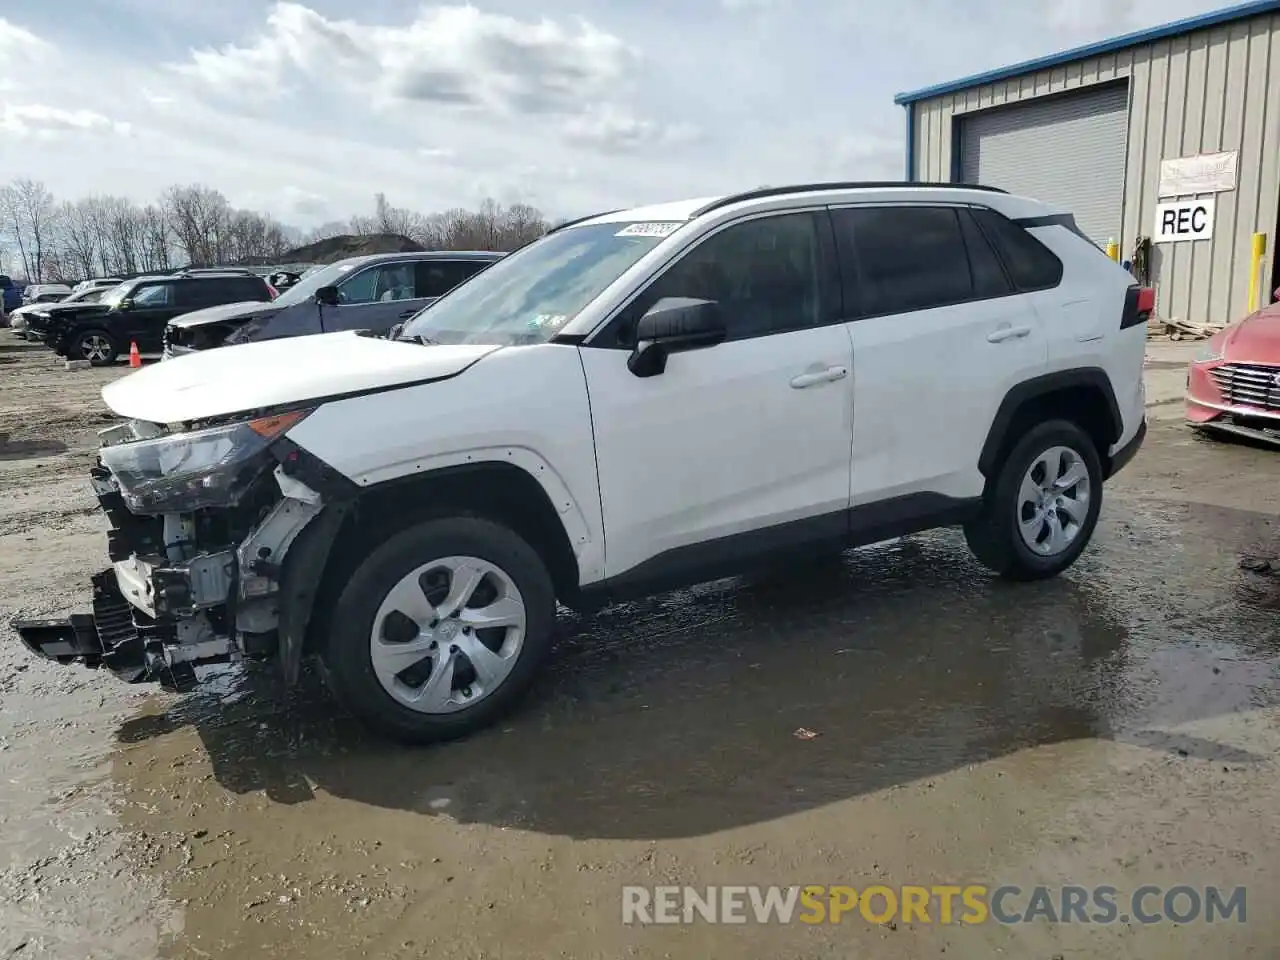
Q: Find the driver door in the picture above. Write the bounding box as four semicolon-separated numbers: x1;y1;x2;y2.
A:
119;281;181;352
322;261;427;334
578;210;855;583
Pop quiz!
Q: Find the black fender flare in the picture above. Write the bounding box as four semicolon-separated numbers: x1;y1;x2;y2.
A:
978;368;1123;478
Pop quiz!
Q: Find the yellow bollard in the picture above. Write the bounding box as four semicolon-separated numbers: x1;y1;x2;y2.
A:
1248;233;1267;313
1105;238;1119;261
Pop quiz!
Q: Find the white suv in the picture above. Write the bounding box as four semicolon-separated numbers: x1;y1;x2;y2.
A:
12;182;1150;743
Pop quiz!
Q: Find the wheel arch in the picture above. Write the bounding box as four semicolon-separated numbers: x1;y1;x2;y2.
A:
978;368;1123;480
302;459;583;658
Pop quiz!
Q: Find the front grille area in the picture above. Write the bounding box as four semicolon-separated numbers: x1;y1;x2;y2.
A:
166;321;243;352
1208;362;1280;412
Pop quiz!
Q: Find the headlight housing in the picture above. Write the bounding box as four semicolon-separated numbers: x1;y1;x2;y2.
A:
224;319;265;346
100;409;311;513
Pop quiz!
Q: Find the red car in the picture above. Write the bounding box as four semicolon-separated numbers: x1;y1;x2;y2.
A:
1186;288;1280;445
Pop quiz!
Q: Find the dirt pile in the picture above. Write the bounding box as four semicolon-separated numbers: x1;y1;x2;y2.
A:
278;234;424;265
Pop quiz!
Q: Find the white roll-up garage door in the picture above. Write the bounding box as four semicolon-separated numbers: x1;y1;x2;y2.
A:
960;82;1130;247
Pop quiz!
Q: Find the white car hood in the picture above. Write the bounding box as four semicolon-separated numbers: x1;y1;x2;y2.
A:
102;331;502;424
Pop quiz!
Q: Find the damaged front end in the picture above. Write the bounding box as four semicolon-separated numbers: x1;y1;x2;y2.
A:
12;408;352;691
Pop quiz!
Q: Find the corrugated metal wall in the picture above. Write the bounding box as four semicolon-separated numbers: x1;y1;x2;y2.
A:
959;83;1131;246
909;12;1280;327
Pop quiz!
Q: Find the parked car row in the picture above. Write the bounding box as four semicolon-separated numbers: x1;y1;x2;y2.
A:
11;251;503;364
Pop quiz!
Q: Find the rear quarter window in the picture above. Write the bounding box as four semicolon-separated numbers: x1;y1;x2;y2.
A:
971;208;1064;291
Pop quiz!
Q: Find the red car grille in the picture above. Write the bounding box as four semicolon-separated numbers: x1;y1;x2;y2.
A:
1208;362;1280;411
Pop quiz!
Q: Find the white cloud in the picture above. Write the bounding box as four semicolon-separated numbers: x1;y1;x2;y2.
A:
563;107;700;153
0;103;132;139
0;16;51;58
0;0;1244;229
172;3;642;117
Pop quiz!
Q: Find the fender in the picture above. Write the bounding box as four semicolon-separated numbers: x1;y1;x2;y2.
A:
351;445;602;584
978;368;1123;478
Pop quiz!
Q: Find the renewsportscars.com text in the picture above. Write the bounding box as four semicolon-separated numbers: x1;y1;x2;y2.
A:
621;884;1247;925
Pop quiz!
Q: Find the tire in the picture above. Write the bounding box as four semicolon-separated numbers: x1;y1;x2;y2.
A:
320;515;557;744
70;328;118;366
964;418;1103;581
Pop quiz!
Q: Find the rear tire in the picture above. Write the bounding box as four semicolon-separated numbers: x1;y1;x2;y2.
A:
320;515;556;745
70;328;118;366
964;419;1103;581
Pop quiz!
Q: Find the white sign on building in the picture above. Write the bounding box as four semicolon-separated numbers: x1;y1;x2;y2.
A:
1153;198;1216;243
1158;150;1238;197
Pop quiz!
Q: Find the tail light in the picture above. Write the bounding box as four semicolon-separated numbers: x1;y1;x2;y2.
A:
267;284;279;300
1121;285;1154;329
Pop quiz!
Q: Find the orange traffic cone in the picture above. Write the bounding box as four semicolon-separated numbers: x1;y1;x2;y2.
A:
128;341;141;368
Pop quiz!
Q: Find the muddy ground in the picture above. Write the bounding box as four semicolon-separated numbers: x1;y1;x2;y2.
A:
1;331;1278;959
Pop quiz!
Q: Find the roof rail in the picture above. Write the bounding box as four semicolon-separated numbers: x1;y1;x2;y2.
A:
546;209;624;234
691;180;1007;217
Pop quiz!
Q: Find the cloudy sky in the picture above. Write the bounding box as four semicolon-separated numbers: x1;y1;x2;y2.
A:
0;0;1233;227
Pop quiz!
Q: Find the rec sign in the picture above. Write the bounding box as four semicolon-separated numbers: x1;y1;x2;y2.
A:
1153;198;1215;243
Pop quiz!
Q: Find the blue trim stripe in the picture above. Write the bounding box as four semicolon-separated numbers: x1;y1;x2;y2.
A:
893;0;1280;104
903;104;916;180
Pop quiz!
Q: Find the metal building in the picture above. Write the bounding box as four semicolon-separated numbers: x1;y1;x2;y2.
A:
894;0;1280;329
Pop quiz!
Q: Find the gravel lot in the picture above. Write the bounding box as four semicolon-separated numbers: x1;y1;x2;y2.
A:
1;331;1278;959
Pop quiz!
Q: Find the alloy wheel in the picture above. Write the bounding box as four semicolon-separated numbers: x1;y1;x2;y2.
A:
369;555;527;714
1016;445;1091;557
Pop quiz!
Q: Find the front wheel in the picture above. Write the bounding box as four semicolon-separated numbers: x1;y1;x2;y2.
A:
964;419;1103;581
321;515;557;744
70;328;118;366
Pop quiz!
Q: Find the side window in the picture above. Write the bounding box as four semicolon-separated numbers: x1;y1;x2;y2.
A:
626;211;827;343
131;283;173;307
231;277;271;301
175;281;205;308
338;264;416;304
832;206;973;316
415;260;486;299
971;208;1064;291
958;209;1014;299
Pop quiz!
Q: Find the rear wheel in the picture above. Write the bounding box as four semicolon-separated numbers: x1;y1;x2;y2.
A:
71;329;118;366
964;419;1103;581
321;515;556;744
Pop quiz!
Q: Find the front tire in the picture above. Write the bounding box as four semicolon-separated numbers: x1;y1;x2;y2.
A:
70;328;118;366
964;419;1103;581
321;515;556;744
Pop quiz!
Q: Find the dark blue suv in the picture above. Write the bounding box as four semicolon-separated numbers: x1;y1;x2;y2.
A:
0;276;23;316
163;250;502;357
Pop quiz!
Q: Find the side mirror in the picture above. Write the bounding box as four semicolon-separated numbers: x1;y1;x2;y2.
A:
118;299;134;311
314;285;340;307
627;297;726;378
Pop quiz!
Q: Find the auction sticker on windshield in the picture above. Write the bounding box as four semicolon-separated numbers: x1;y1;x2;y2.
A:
616;222;684;238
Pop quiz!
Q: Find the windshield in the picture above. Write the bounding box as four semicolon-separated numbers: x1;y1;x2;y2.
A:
65;286;106;303
399;221;683;345
99;283;133;307
270;259;366;307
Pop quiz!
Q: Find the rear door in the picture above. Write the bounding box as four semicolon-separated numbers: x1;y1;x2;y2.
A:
415;259;492;308
119;281;181;351
833;203;1047;505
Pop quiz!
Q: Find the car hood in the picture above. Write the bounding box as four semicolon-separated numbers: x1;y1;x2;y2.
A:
36;303;111;322
1222;303;1280;361
102;330;503;423
169;300;279;329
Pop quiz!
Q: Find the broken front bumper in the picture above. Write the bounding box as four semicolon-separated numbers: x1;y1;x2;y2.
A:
13;569;179;686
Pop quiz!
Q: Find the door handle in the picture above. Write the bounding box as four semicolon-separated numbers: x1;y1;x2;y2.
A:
987;325;1032;343
398;308;419;319
790;365;848;388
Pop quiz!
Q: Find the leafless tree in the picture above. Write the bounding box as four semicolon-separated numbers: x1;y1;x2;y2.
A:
0;178;57;282
3;175;554;281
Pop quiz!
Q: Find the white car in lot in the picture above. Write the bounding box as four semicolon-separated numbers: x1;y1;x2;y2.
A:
12;181;1150;743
